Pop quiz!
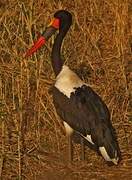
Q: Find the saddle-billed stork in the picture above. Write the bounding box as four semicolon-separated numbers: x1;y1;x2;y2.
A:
25;10;120;165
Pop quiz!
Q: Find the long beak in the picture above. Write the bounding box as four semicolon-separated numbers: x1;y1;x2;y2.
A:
25;18;60;57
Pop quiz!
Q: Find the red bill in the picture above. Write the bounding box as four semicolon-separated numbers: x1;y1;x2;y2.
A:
25;18;60;57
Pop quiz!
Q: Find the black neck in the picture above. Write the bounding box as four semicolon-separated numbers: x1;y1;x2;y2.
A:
51;27;70;76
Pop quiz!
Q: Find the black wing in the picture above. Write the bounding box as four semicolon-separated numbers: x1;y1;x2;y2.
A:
52;85;111;132
52;85;119;158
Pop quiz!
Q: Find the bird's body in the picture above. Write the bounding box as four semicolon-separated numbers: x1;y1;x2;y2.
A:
25;10;120;165
52;65;119;164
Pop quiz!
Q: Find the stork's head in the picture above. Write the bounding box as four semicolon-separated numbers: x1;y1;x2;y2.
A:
25;10;72;57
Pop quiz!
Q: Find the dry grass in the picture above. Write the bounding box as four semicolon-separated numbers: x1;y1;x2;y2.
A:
0;0;132;179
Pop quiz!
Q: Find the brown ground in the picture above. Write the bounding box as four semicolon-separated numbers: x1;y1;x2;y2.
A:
0;0;132;179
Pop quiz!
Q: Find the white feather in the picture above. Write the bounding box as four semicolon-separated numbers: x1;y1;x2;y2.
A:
63;121;74;135
85;134;94;145
55;65;84;98
99;146;119;165
99;147;111;161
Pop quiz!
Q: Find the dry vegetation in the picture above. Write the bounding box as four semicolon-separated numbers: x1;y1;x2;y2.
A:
0;0;132;179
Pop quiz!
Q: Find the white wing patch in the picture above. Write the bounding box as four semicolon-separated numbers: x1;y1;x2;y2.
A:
99;147;119;165
85;134;94;145
99;147;111;161
55;65;84;98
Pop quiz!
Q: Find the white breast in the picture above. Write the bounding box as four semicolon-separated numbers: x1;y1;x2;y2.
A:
55;65;84;98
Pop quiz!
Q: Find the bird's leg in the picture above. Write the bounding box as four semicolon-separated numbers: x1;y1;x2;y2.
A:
68;135;73;162
81;136;85;160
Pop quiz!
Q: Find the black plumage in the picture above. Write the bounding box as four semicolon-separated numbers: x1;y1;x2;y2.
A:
52;85;119;161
